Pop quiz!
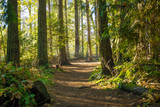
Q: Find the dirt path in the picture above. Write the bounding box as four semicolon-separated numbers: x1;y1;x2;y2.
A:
48;60;143;107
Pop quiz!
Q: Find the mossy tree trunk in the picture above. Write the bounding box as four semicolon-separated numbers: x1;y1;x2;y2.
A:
58;0;69;65
98;0;115;75
38;0;48;66
7;0;20;66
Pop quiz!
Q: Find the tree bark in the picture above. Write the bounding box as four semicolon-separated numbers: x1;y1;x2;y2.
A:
7;0;20;66
58;0;69;65
86;0;92;61
81;0;84;57
95;0;98;57
38;0;48;66
48;0;53;54
98;0;115;75
74;0;80;57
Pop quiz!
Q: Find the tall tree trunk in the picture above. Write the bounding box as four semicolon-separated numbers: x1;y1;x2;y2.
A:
7;0;20;66
81;0;84;57
96;0;99;41
58;0;69;65
65;0;70;58
48;0;53;54
98;0;115;75
95;0;98;57
86;0;92;61
38;0;48;66
74;0;80;57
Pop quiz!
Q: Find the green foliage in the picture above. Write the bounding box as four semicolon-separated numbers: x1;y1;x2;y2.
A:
38;66;55;85
114;62;137;81
0;63;37;106
91;61;160;92
142;65;160;77
0;63;54;106
89;65;106;81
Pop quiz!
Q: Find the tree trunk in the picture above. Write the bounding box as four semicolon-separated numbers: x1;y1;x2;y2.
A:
81;0;84;57
7;0;20;66
58;0;69;65
38;0;48;66
86;0;92;61
74;0;80;57
65;0;70;58
96;0;99;41
95;0;98;57
48;0;53;55
98;0;115;75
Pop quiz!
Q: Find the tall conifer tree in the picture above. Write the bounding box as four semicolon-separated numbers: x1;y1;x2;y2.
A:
7;0;20;66
38;0;48;66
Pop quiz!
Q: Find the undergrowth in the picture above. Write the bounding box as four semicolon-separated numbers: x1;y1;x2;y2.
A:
89;61;160;103
90;62;160;89
0;63;55;106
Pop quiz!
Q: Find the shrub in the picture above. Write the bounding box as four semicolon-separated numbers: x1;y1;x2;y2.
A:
0;63;54;106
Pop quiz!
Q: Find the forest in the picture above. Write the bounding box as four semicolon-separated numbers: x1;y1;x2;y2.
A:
0;0;160;106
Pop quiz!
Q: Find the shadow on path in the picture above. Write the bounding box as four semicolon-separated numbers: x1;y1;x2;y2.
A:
48;60;142;107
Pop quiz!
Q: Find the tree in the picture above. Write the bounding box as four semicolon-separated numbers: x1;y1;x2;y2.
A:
81;0;84;57
58;0;69;65
86;0;92;61
7;0;20;66
74;0;80;57
38;0;48;66
65;0;70;58
95;0;98;57
48;0;53;54
98;0;114;75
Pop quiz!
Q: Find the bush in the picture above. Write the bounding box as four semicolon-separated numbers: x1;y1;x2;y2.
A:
0;63;54;106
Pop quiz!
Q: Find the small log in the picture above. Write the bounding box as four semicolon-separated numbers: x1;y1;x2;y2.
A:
118;83;147;95
118;82;160;103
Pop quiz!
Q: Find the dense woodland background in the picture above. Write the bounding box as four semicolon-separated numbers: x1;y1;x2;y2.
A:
0;0;160;106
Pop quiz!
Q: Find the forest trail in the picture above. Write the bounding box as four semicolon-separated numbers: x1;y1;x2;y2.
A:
48;60;142;107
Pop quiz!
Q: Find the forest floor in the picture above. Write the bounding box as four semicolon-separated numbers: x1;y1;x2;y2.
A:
47;59;152;107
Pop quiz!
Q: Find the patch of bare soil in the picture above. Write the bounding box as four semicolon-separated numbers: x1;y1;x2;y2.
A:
47;60;148;107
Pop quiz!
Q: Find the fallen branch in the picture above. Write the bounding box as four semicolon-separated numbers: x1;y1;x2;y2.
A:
118;82;160;103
